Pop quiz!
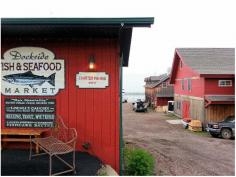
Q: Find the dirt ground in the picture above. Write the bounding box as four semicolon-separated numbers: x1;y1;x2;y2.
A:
123;103;235;176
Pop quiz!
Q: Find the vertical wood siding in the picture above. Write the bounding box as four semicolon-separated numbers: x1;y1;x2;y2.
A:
174;95;182;116
189;98;205;123
1;38;120;172
174;95;205;122
205;105;235;123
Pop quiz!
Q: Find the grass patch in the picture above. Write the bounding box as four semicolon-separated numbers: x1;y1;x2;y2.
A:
124;143;155;176
164;113;180;120
185;129;210;137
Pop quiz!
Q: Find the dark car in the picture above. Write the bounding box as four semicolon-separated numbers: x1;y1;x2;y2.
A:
132;100;148;112
206;115;235;139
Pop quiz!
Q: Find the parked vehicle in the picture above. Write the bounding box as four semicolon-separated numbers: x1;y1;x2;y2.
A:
206;115;235;139
122;90;128;103
181;118;191;129
132;100;148;112
122;96;128;103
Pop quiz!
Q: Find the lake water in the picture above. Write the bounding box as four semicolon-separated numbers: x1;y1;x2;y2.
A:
124;93;145;103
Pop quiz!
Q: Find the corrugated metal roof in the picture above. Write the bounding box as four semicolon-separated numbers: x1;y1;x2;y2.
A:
156;86;174;97
144;74;168;87
144;74;169;88
176;48;235;75
151;74;169;88
144;75;163;82
144;82;159;88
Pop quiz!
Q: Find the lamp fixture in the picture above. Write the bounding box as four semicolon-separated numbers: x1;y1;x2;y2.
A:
89;55;95;70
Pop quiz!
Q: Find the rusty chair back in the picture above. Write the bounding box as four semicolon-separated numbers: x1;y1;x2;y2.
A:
50;117;77;153
29;116;77;176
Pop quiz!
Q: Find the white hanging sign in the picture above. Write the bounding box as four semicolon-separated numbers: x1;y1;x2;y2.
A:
76;72;109;88
1;47;65;96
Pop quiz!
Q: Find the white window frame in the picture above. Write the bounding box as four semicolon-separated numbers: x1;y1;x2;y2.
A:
176;101;181;110
180;60;183;68
187;78;192;91
162;82;167;88
218;80;232;87
181;79;185;90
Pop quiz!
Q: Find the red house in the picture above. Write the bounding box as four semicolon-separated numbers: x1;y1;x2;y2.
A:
170;48;235;126
155;75;174;111
144;74;174;110
1;18;154;174
144;74;168;106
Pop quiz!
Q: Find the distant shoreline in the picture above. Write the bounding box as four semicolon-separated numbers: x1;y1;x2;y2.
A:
125;92;144;95
124;92;145;102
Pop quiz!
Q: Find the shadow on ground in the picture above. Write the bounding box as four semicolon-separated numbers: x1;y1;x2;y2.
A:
1;149;102;176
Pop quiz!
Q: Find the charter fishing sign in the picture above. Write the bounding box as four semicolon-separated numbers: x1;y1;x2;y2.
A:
1;47;65;96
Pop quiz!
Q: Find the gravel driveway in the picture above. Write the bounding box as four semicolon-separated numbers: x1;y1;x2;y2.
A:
123;103;235;176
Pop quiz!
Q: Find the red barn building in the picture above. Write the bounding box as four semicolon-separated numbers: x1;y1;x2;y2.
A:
144;74;167;106
1;18;154;173
144;74;174;110
170;48;235;126
155;75;174;111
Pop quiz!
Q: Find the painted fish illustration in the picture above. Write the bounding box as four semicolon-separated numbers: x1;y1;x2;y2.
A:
2;71;55;88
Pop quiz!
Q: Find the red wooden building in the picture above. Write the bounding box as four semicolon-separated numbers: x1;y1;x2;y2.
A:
144;74;167;106
1;18;154;173
155;75;174;110
144;74;174;110
170;48;235;126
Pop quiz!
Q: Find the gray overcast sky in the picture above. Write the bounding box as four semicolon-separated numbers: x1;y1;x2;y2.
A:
1;0;236;93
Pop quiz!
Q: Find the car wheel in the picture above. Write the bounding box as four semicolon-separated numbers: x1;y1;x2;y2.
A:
210;132;218;138
221;128;232;139
183;124;188;129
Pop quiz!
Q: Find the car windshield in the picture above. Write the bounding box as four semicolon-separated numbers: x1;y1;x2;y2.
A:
224;116;235;122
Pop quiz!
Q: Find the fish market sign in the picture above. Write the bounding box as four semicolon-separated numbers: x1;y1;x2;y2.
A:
1;47;65;96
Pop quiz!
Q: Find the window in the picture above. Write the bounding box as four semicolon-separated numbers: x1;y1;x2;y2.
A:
176;101;181;110
180;60;183;68
218;80;232;87
224;116;235;122
162;82;167;88
181;79;185;90
187;79;192;91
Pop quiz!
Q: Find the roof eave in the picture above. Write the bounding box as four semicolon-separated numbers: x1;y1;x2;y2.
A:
200;74;235;78
169;50;179;84
1;17;154;67
1;17;154;27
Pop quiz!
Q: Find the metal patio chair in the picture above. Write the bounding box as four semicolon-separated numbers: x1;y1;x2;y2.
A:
29;116;77;176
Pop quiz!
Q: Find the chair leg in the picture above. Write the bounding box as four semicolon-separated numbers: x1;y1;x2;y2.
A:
49;155;52;176
73;151;76;174
29;138;32;160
